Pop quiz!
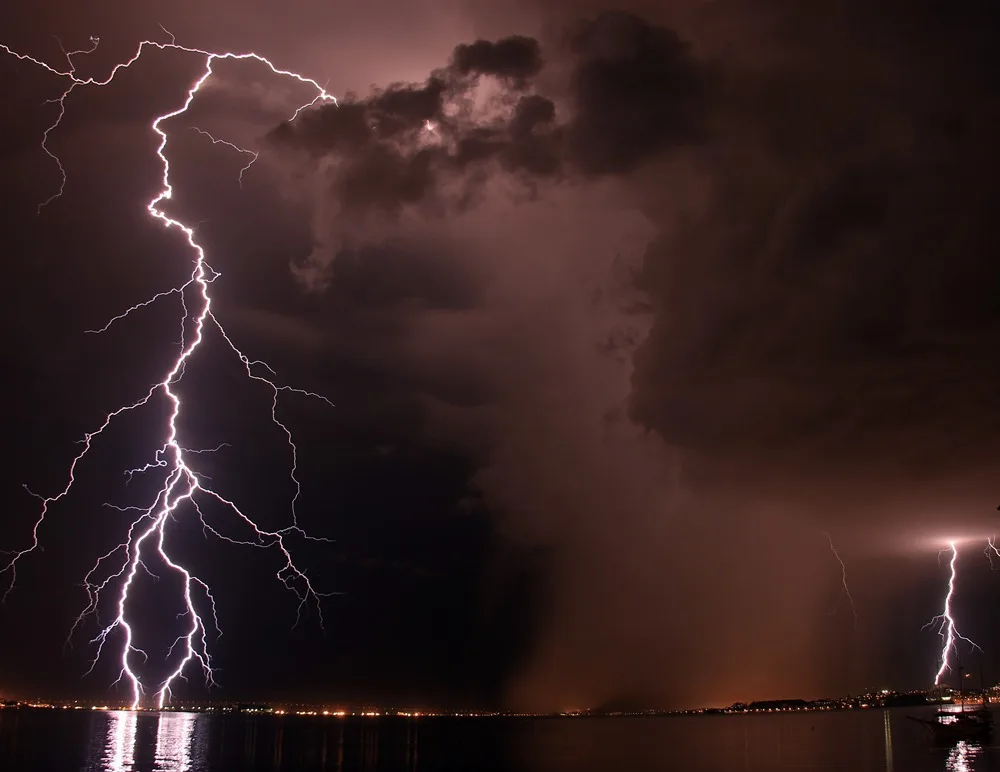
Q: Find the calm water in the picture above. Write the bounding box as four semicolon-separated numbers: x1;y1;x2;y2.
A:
1;706;997;771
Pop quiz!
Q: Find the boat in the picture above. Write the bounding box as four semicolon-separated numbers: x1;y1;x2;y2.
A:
908;666;994;743
908;707;993;743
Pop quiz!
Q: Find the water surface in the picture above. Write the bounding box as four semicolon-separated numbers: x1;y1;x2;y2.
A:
0;706;995;771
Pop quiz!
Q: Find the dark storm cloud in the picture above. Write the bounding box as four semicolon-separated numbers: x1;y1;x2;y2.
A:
451;35;542;83
629;0;1000;498
564;11;708;175
252;2;1000;711
301;0;1000;711
265;37;559;221
373;78;449;133
270;78;449;157
266;13;710;228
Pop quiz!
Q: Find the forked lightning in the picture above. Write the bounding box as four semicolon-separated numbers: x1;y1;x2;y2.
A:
924;541;981;685
0;32;336;709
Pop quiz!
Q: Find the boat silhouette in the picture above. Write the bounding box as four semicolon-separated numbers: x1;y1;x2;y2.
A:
908;666;993;744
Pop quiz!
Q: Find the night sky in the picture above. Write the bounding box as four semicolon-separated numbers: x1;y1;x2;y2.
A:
0;0;999;712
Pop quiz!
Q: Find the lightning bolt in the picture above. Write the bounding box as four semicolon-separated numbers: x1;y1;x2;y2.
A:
822;531;858;631
984;537;1000;570
188;127;259;186
1;32;338;708
923;541;981;685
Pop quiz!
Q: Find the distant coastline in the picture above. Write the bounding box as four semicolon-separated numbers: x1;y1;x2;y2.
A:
2;685;990;718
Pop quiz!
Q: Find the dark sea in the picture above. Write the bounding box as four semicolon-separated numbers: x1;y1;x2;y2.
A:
0;706;995;771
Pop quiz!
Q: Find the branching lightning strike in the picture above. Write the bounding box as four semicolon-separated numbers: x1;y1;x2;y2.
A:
822;531;858;631
0;32;337;708
924;541;981;685
984;537;1000;570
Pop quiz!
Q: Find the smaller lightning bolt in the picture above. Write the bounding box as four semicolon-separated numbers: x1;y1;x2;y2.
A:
54;34;100;73
923;541;981;685
189;127;258;186
984;537;1000;570
822;531;858;631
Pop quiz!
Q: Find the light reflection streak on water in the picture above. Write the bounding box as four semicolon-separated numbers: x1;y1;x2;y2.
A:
946;740;980;772
100;710;198;772
103;711;137;772
883;710;893;771
154;712;197;771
